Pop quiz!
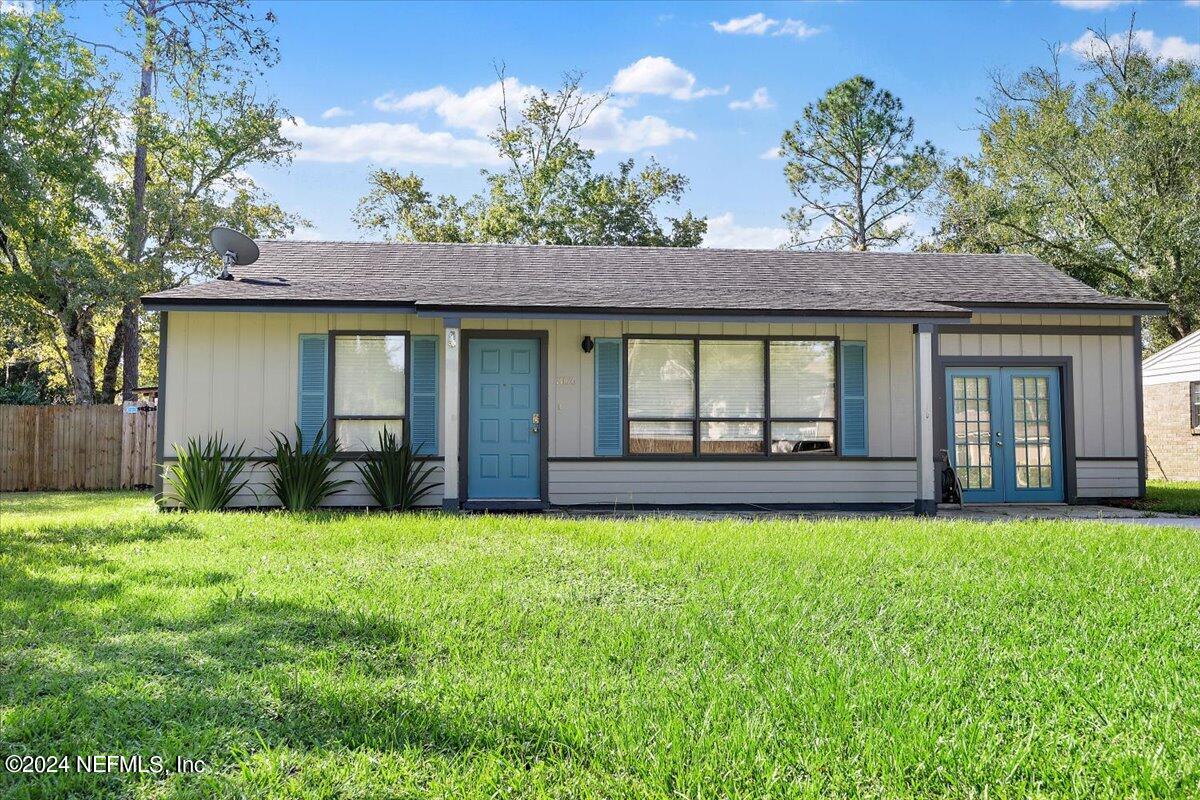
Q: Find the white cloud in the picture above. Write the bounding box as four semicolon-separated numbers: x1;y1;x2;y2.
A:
578;103;695;151
729;87;775;111
0;0;32;14
711;12;824;39
320;106;353;120
1055;0;1133;9
702;213;790;250
283;117;500;167
776;19;824;38
612;56;727;100
1071;28;1200;63
760;146;782;160
711;12;776;35
371;76;695;154
374;78;539;136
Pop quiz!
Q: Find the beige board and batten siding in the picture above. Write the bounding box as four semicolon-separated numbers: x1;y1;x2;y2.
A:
164;312;919;506
940;314;1139;498
482;317;918;506
163;311;445;507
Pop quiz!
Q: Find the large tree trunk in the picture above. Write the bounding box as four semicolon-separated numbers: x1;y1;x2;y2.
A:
98;312;129;404
60;309;97;404
120;302;140;399
121;0;157;402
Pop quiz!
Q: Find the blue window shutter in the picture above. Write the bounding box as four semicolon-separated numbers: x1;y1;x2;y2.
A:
594;338;623;456
840;341;867;456
297;334;329;452
409;335;439;455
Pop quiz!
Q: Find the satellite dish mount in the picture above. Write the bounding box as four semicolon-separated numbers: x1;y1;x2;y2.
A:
209;226;260;281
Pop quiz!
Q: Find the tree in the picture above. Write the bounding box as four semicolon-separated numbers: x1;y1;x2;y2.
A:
0;6;120;403
779;75;940;250
1;2;298;404
931;21;1200;347
94;0;299;402
354;71;706;247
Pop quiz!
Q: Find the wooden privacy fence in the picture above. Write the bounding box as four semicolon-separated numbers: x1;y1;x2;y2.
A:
0;405;158;491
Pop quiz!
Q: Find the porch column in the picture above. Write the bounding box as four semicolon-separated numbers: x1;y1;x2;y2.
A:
914;323;937;516
442;318;461;511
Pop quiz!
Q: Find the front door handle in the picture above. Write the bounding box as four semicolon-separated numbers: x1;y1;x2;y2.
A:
531;412;541;434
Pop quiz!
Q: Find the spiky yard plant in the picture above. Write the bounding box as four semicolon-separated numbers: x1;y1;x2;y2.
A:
266;424;351;511
356;428;442;511
162;434;251;511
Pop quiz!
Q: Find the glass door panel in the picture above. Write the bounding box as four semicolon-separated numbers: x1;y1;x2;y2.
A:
1001;368;1063;502
946;366;1065;504
946;369;1004;502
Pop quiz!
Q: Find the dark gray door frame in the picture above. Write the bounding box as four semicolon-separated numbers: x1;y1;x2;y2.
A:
934;354;1078;504
458;329;551;510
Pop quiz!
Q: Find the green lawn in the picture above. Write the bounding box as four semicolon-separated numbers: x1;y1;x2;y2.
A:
1136;480;1200;515
1;493;1199;799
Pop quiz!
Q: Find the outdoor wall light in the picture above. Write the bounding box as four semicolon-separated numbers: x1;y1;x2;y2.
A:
581;336;595;354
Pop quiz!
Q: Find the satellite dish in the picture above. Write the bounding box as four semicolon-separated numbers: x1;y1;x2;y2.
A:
210;226;259;281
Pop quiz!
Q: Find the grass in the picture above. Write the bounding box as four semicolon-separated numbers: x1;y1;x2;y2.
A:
1134;480;1200;515
1;493;1199;799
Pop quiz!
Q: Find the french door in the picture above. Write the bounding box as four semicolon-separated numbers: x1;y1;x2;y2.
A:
945;367;1064;503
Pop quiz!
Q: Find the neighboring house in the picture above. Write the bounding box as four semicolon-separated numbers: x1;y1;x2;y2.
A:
141;242;1166;515
1143;330;1200;481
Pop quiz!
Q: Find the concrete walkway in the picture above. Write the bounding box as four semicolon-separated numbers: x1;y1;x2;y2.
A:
938;503;1200;529
556;503;1200;528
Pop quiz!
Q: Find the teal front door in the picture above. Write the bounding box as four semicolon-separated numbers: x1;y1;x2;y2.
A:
946;367;1065;503
467;338;542;500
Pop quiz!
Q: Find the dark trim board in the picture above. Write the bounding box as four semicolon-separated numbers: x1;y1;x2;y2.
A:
457;329;551;506
938;325;1136;337
933;354;1079;505
1134;316;1146;497
142;297;971;322
547;455;916;463
548;502;914;513
960;303;1166;316
154;311;169;503
160;455;445;464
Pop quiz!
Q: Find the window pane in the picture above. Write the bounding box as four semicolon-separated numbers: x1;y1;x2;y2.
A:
701;420;763;454
334;335;406;416
770;341;835;418
627;339;694;418
629;420;693;454
336;419;403;452
770;420;834;454
700;341;764;418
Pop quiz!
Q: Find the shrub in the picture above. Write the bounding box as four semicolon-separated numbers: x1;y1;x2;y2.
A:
0;381;43;405
163;435;251;511
357;427;442;511
266;424;351;510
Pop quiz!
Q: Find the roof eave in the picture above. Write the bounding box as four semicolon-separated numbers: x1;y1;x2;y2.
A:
959;301;1169;316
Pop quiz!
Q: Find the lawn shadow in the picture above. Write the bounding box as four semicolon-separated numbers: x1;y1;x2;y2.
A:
0;520;588;792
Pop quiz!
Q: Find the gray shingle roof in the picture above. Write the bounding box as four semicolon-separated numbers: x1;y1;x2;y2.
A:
141;241;1167;317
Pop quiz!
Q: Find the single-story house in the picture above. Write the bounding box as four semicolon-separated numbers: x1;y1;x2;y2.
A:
1143;330;1200;481
141;241;1166;514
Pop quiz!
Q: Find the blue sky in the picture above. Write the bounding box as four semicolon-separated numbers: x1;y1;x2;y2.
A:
69;0;1200;248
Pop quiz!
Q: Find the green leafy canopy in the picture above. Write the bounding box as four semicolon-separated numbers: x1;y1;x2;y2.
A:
931;22;1200;348
779;75;941;251
354;70;706;248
